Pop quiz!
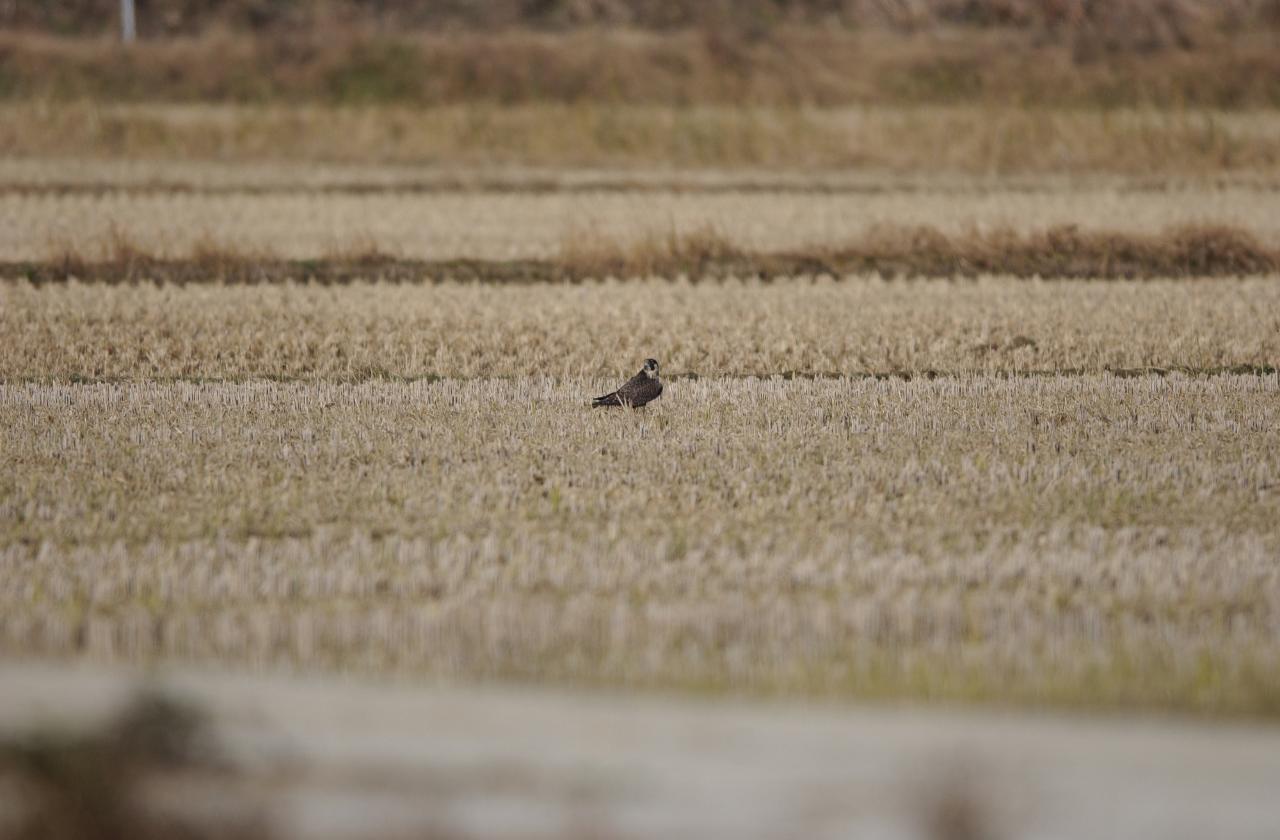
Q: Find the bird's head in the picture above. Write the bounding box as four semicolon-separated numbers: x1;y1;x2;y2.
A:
642;358;660;379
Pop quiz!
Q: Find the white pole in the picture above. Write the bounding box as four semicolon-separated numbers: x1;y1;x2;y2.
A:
121;0;136;43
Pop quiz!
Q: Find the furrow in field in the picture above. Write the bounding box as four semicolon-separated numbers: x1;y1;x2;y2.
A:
5;160;1280;197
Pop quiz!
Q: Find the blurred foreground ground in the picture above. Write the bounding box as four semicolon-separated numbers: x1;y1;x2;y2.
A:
2;662;1280;840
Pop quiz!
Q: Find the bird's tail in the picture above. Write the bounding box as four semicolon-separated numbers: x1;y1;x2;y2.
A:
592;392;621;407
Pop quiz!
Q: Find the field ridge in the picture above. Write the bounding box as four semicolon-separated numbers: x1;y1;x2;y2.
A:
3;366;1277;387
9;174;1280;197
8;223;1279;283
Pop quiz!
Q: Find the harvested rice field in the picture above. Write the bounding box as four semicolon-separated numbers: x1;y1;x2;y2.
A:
3;278;1279;381
4;15;1280;832
6;172;1280;261
4;149;1280;717
3;366;1279;713
3;143;1279;722
7;4;1280;824
1;100;1280;711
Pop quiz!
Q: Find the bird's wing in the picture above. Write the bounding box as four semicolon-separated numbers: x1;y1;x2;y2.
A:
594;371;642;405
615;373;647;400
619;375;662;406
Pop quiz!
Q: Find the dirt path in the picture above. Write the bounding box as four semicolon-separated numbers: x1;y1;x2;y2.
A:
2;663;1279;839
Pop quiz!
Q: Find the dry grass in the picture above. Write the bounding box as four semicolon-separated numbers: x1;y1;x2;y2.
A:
555;225;742;280
2;103;1278;174
6;157;1280;195
9;0;1277;41
6;176;1280;264
1;74;1277;725
1;376;1277;715
4;24;1280;109
15;223;1277;284
555;223;1280;280
822;223;1280;279
1;277;1276;382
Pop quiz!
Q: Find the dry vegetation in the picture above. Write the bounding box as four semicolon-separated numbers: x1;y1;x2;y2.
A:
6;156;1280;195
3;0;1280;725
6;176;1280;264
2;103;1279;174
5;27;1280;110
10;0;1276;38
3;271;1278;718
10;223;1278;284
1;376;1277;714
2;277;1277;382
3;209;1278;720
6;0;1280;110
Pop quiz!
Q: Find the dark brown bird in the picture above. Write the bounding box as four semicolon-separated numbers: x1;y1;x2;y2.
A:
592;358;663;408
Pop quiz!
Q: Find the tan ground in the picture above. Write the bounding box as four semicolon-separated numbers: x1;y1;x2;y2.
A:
3;375;1277;713
6;179;1280;261
2;278;1276;381
4;103;1279;174
3;145;1279;720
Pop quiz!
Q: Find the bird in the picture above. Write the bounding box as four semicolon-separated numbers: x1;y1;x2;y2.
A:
592;358;663;408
